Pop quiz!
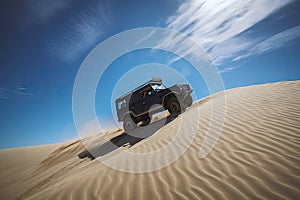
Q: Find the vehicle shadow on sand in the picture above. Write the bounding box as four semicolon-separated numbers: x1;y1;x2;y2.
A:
78;114;178;160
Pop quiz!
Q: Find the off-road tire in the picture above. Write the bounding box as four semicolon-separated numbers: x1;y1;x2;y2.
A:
123;115;137;133
167;97;181;114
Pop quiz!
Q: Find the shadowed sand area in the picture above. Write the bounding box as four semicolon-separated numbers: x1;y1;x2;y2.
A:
0;81;299;200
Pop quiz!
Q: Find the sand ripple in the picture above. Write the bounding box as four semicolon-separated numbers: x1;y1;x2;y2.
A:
0;81;299;200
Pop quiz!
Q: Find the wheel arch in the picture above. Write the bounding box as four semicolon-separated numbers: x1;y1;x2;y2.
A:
121;111;137;122
162;92;180;108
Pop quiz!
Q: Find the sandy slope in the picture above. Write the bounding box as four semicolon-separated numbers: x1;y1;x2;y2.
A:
0;81;300;200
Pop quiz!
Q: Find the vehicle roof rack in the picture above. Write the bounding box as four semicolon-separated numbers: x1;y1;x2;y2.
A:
115;77;162;101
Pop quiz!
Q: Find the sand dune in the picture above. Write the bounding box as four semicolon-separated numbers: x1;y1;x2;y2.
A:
1;81;300;200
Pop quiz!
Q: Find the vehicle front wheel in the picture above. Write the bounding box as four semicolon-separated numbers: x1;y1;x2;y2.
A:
123;115;137;133
167;97;181;114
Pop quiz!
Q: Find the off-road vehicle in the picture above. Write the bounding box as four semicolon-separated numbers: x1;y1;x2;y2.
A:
115;78;193;132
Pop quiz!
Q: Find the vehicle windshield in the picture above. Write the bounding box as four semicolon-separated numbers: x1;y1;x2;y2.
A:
151;84;165;91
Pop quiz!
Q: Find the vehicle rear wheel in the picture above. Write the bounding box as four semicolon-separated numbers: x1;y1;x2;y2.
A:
184;95;193;107
167;97;181;114
123;115;137;133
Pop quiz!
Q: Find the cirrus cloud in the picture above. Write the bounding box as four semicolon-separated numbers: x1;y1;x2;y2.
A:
160;0;299;70
46;1;113;63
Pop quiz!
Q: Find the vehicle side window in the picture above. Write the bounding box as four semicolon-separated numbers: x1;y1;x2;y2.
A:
117;99;126;110
139;86;154;98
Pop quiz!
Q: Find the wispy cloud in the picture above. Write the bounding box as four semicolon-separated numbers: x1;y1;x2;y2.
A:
25;0;73;25
233;25;300;61
160;0;297;67
0;87;34;100
47;1;112;63
218;66;241;74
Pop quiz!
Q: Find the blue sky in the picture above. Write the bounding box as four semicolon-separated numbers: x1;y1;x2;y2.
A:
1;0;300;149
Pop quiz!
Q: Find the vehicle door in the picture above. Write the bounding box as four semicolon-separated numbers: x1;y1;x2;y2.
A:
129;91;144;116
142;87;161;113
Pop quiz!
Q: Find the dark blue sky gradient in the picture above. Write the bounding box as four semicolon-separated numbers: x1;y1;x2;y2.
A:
0;0;299;148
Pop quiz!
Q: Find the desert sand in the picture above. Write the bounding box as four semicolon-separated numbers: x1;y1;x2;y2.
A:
1;81;299;200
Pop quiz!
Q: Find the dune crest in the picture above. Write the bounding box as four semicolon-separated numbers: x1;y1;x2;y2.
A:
1;81;300;200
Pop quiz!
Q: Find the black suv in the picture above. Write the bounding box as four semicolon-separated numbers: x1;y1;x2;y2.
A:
115;78;193;132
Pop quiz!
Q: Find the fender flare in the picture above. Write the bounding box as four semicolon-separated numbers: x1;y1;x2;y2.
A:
162;92;181;107
121;111;137;122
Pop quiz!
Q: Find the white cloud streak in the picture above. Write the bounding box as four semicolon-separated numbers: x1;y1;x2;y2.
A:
234;25;300;61
19;0;109;63
161;0;298;67
218;66;240;73
47;1;112;63
0;87;33;99
25;0;73;25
